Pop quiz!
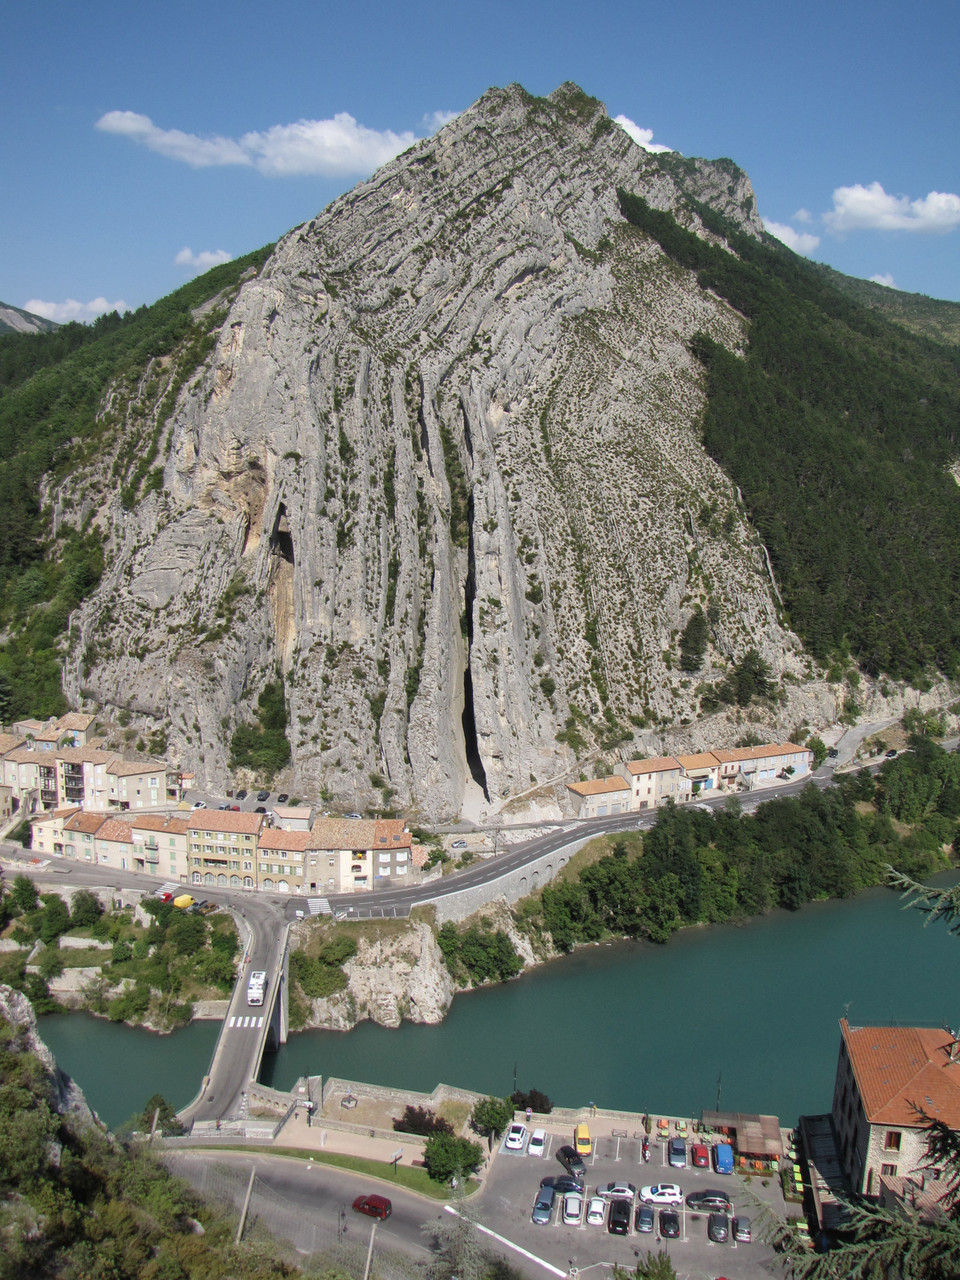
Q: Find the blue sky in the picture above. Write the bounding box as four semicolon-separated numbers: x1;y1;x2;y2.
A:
4;0;959;320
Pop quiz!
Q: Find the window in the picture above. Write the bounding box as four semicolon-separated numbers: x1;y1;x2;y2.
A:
884;1131;901;1151
881;1163;897;1177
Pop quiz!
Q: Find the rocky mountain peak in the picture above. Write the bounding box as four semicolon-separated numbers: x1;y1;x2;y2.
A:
62;83;824;820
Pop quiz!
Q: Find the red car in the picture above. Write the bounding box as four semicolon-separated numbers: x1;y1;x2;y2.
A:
692;1143;709;1168
353;1194;392;1220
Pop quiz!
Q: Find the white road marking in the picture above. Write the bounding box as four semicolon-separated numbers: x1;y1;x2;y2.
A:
443;1207;566;1277
228;1016;236;1028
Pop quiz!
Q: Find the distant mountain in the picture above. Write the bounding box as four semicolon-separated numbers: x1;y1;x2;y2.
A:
2;82;960;821
810;265;960;347
0;300;59;335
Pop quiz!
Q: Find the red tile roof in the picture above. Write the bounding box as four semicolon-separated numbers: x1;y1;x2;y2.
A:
187;811;264;835
64;811;109;835
841;1019;960;1129
567;776;631;797
621;756;682;775
259;829;313;853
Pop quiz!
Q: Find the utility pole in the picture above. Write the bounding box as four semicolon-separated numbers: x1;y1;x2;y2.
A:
236;1167;256;1245
362;1218;378;1280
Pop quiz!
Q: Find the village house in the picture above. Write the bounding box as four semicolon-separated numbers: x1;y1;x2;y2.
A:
306;818;418;893
832;1018;960;1197
675;751;723;797
257;828;311;893
614;755;684;810
713;742;813;788
565;775;632;819
186;810;264;889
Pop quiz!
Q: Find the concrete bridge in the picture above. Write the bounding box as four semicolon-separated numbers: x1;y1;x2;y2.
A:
179;903;292;1128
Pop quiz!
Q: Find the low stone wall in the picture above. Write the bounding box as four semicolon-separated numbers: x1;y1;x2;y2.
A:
420;837;592;923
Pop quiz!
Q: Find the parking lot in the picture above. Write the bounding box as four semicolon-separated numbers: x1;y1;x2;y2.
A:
475;1125;786;1280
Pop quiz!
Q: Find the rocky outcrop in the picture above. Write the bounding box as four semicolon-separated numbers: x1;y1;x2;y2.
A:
63;82;822;819
0;984;100;1127
298;920;456;1030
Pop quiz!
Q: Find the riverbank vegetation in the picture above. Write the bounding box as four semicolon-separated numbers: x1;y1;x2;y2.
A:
518;742;959;952
0;883;239;1030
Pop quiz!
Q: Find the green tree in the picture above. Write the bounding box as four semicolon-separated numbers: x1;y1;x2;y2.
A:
67;888;103;928
136;1093;183;1136
423;1133;484;1183
678;606;709;671
471;1096;515;1142
806;736;828;769
35;944;64;981
38;895;70;945
633;1251;678;1279
11;875;38;912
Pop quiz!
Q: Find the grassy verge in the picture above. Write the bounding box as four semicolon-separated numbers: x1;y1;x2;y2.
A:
207;1144;467;1198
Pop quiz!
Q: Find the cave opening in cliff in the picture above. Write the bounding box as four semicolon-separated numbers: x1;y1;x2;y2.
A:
461;495;489;802
270;503;295;566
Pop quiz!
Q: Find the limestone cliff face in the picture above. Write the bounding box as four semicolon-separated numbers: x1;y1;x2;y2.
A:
63;82;825;819
298;921;456;1030
0;985;99;1127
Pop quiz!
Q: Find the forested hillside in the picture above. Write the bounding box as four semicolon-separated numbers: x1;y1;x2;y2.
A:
0;247;272;720
525;738;958;951
619;191;960;684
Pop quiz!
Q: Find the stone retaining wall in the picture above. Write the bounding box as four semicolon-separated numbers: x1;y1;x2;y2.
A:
420;837;592;923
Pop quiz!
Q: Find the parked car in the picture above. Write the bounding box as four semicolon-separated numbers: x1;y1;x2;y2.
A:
352;1194;391;1219
451;839;467;849
345;812;362;819
277;792;289;803
708;1212;730;1243
505;1123;527;1151
668;1137;686;1168
531;1185;556;1224
686;1189;733;1214
230;804;241;810
528;1128;546;1157
639;1184;683;1206
543;1175;584;1195
827;748;839;758
586;1196;606;1226
597;1181;637;1201
256;790;270;802
635;1204;654;1233
691;1143;709;1168
557;1145;586;1178
217;803;229;810
659;1210;680;1238
562;1191;583;1225
732;1215;751;1242
236;788;248;800
255;805;267;813
191;801;206;809
574;1122;592;1156
608;1198;631;1235
885;748;898;758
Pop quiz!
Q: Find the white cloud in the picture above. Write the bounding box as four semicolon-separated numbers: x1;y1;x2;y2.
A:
762;219;821;256
175;247;233;273
25;296;129;324
824;181;960;234
613;115;674;153
869;273;896;288
422;109;459;133
793;208;813;224
97;108;421;177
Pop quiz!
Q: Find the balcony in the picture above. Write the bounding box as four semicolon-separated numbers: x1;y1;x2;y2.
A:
143;846;159;863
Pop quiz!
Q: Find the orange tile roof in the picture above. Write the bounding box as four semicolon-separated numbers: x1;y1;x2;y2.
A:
568;776;631;797
96;818;134;843
55;746;114;765
108;756;169;777
310;818;381;851
259;829;313;853
841;1020;960;1129
0;733;25;755
131;814;189;835
621;756;682;775
187;810;264;835
64;811;109;835
56;713;96;731
676;752;721;769
31;807;81;825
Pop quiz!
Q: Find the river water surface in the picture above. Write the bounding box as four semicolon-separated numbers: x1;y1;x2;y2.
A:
40;874;959;1131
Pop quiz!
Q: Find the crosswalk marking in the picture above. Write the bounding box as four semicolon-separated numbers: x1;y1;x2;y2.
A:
307;897;331;915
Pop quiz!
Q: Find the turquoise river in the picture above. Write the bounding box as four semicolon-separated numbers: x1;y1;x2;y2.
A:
39;873;959;1131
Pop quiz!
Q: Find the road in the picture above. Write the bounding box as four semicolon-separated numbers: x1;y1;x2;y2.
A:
162;1147;438;1267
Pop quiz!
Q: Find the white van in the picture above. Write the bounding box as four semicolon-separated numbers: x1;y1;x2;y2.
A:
247;971;267;1006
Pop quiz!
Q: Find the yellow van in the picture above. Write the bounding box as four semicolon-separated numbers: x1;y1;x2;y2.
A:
574;1123;592;1157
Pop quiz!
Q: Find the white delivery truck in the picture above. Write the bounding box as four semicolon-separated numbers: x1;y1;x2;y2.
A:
247;970;267;1006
